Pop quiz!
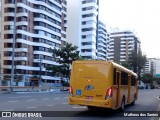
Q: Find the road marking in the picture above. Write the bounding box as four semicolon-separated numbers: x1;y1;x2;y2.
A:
47;104;55;107
26;99;36;102
54;98;60;99
72;106;87;109
8;100;18;103
42;98;50;101
27;107;37;109
62;103;68;104
2;109;14;111
10;96;30;99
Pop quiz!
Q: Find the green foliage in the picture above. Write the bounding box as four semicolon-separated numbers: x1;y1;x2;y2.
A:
129;49;147;79
4;75;22;82
142;73;153;84
153;77;160;85
121;61;131;69
46;42;82;79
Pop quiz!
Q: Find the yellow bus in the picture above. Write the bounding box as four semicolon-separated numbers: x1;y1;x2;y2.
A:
68;60;138;111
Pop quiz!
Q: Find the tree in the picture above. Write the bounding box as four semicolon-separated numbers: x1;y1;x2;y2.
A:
153;77;160;85
46;42;82;80
129;49;147;79
121;61;131;69
142;73;153;84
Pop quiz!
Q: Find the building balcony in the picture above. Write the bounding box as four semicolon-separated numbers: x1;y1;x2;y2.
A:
82;16;97;23
16;21;28;26
81;44;96;49
16;12;28;17
81;52;96;57
82;3;98;9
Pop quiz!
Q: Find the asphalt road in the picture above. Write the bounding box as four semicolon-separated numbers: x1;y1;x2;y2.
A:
0;89;160;120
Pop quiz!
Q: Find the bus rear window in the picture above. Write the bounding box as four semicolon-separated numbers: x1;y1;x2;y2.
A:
74;63;108;78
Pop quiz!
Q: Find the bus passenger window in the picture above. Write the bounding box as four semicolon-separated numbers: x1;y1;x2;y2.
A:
131;75;136;86
121;71;128;85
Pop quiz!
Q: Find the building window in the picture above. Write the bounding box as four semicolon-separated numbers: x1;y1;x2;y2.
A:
4;25;14;30
5;0;15;4
82;0;96;4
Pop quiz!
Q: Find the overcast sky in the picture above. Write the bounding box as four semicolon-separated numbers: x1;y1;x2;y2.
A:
99;0;160;58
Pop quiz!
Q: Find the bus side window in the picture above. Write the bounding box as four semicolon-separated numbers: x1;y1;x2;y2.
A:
121;71;128;85
131;75;136;86
113;68;116;85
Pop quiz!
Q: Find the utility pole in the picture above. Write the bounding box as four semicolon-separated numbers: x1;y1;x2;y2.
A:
39;55;42;91
0;1;2;86
11;0;17;92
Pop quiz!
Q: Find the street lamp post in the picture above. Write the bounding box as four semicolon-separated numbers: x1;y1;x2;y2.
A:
10;0;17;92
39;55;42;92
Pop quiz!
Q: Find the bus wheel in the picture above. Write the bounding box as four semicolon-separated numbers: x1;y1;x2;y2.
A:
131;94;136;105
120;97;125;111
131;100;135;105
87;106;97;111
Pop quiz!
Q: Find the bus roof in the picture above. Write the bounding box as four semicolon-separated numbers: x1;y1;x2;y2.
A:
112;62;137;78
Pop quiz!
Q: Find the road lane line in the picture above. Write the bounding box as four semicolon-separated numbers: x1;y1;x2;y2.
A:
47;104;55;106
26;99;36;102
62;102;68;104
42;98;50;101
2;109;14;111
10;96;30;99
27;107;37;109
54;98;60;99
8;100;18;103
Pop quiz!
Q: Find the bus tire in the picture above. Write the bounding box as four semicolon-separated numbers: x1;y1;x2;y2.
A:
131;94;136;105
120;97;125;111
87;106;97;111
131;101;135;105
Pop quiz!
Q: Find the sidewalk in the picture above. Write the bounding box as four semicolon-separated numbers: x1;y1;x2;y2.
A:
0;86;68;94
0;88;67;94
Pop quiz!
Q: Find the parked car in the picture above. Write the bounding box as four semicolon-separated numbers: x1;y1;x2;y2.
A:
60;88;69;91
138;81;145;89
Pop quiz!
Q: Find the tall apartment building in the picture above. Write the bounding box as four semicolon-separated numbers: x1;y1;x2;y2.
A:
143;59;152;74
67;0;99;59
143;58;160;78
0;0;67;86
97;21;110;60
109;30;141;64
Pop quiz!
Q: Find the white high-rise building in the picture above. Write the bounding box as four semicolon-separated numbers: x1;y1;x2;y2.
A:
0;0;67;86
143;58;160;78
67;0;99;59
143;59;152;74
97;21;110;60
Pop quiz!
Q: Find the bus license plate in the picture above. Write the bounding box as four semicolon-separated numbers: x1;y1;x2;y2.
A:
85;96;93;99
